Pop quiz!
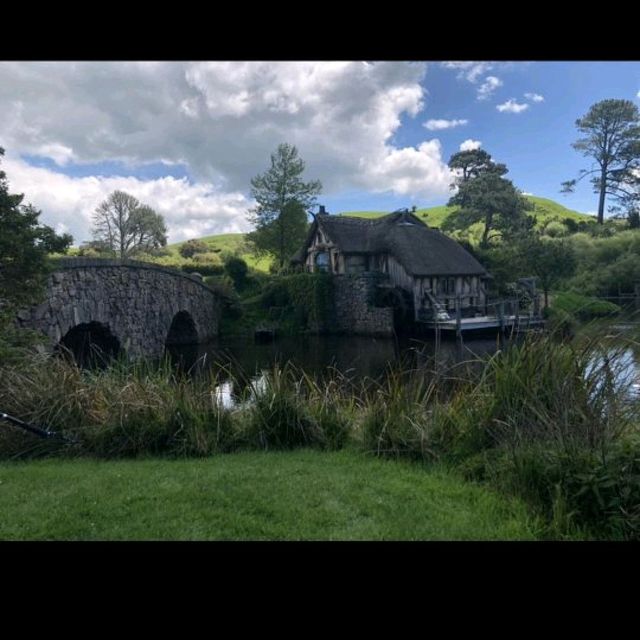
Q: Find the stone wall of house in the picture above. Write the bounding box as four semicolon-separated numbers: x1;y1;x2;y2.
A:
332;273;394;336
17;258;221;359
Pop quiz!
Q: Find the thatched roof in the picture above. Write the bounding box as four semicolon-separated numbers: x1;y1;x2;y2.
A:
292;210;488;277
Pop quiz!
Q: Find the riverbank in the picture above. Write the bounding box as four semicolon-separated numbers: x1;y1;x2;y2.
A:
0;450;539;540
1;329;639;539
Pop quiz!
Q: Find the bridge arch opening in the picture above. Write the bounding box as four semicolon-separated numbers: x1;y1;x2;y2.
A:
56;321;121;368
165;311;199;346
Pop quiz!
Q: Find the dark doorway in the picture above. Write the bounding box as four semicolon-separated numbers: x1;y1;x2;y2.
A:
375;287;415;334
165;311;199;346
165;311;200;371
57;322;121;368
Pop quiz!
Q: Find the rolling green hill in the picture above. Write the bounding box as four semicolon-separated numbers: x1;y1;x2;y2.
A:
343;196;592;228
164;196;592;273
161;233;271;271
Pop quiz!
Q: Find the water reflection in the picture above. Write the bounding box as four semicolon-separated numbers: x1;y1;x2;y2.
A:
167;332;640;408
169;335;506;378
167;335;511;408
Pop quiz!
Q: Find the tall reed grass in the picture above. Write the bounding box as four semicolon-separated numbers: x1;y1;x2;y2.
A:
1;327;639;538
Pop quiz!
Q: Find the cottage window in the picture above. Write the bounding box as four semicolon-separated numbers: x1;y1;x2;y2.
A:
315;251;330;272
345;255;366;274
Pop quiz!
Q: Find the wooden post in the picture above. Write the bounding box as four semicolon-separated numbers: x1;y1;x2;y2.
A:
498;301;505;334
455;296;462;339
514;298;520;333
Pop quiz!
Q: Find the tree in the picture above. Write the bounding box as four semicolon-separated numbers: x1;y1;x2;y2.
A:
519;236;577;308
0;147;73;360
562;99;640;225
247;143;321;268
0;147;73;312
223;255;248;290
92;190;167;258
248;199;309;267
444;170;533;248
448;149;507;185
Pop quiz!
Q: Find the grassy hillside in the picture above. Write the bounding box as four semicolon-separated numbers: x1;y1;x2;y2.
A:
343;196;591;228
164;233;271;271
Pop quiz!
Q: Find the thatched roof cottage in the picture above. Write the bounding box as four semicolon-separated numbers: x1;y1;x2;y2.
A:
292;208;489;321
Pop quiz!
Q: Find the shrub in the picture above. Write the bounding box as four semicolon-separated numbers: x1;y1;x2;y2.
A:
224;255;249;289
552;291;621;320
181;261;224;277
543;220;568;238
179;239;209;259
193;252;223;267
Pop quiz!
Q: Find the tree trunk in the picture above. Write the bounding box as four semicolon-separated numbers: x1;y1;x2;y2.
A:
481;214;492;248
544;288;549;309
597;166;607;225
279;212;285;268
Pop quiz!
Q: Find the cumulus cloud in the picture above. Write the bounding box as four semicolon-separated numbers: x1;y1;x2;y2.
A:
423;118;468;131
525;92;544;103
2;155;252;244
459;139;482;151
0;61;457;240
441;62;493;83
477;76;503;101
496;99;529;114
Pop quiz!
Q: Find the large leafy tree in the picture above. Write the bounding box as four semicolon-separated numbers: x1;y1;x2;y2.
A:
1;147;73;360
92;191;167;259
444;166;533;248
519;236;577;308
449;149;507;185
562;99;640;225
247;143;321;268
247;200;309;269
0;147;73;312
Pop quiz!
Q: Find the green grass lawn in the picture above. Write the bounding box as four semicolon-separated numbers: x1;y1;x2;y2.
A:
0;450;539;540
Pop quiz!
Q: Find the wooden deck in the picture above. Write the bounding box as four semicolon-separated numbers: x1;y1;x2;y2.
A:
422;314;544;333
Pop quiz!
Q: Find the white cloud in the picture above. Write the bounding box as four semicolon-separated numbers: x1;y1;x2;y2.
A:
496;99;529;114
637;89;640;99
459;139;482;151
524;92;544;103
2;155;252;244
442;62;493;83
477;76;503;101
424;118;468;131
0;61;459;240
365;140;452;197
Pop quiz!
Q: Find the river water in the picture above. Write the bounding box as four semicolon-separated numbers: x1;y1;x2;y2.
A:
168;331;640;408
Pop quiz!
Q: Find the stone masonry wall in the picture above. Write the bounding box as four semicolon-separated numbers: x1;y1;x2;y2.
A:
17;259;221;359
332;273;394;336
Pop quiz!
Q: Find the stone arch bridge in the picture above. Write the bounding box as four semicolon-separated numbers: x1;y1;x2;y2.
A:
17;258;221;362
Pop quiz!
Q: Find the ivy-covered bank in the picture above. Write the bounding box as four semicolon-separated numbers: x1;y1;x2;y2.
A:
220;272;395;337
221;273;336;336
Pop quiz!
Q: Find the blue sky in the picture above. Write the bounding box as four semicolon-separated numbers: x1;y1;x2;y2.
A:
1;61;639;243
